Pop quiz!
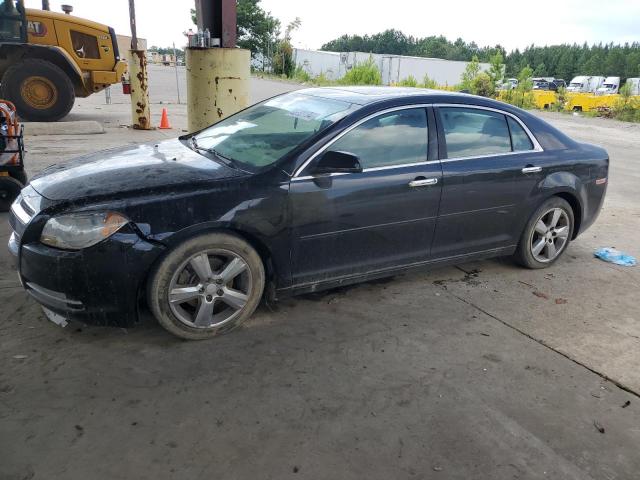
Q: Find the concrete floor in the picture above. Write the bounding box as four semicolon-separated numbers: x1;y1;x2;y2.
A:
1;68;639;479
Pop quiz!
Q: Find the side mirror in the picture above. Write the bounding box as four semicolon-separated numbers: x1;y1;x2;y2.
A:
312;150;362;174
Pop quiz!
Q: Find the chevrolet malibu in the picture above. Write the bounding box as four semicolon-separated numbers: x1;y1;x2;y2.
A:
8;87;608;339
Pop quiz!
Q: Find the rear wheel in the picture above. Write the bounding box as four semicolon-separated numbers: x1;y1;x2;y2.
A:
515;197;574;269
1;59;75;122
148;233;265;340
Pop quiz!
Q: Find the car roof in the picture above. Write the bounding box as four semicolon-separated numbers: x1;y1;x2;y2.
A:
296;86;471;106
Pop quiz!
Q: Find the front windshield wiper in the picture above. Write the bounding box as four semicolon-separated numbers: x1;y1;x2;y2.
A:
189;136;237;170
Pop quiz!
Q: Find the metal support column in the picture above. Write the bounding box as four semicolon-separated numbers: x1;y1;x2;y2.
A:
128;0;152;130
187;0;249;132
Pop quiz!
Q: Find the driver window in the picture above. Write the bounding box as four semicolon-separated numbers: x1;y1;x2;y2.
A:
328;108;428;169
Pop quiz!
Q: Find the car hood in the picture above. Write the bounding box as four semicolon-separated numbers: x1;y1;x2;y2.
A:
29;139;247;201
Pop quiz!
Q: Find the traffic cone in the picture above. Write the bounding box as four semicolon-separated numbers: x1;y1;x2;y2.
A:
158;108;171;129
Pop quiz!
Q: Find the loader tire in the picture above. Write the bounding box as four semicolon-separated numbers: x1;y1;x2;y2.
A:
1;59;75;122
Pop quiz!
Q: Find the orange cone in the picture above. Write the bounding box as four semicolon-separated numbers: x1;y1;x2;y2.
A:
158;108;171;129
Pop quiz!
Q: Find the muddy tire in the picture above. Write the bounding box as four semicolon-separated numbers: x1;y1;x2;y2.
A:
9;170;27;185
0;175;22;212
515;196;574;269
1;59;75;122
148;232;265;340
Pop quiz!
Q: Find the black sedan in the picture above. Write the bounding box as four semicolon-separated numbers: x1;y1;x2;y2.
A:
8;87;608;339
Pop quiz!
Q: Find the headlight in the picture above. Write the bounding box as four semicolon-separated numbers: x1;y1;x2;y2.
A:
40;212;129;250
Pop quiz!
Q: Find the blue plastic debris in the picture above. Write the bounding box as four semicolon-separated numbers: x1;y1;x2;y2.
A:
594;248;637;267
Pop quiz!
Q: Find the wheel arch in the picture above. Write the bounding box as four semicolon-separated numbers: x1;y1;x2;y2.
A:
0;45;85;94
539;171;585;240
146;222;278;294
552;191;582;239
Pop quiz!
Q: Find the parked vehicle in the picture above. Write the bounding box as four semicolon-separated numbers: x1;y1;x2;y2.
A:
533;78;561;91
554;79;567;89
596;77;620;95
0;2;127;121
500;78;518;90
567;76;605;93
8;88;609;339
625;78;640;96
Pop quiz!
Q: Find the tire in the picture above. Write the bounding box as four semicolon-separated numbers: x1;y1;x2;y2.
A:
0;175;23;212
9;169;27;185
148;232;265;340
514;196;574;269
1;59;75;122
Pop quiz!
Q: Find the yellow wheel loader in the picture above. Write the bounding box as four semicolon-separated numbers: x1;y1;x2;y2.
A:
0;0;127;121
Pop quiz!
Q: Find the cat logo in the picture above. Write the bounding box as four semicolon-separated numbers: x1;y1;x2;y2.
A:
27;21;47;37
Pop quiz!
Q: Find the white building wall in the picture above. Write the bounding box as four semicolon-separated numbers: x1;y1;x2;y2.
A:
293;48;489;86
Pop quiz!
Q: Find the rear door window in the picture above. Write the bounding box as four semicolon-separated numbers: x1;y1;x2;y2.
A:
439;107;511;158
507;117;534;151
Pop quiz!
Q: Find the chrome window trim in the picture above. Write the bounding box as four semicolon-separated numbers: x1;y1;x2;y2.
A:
292;159;441;182
434;103;544;160
292;104;433;179
291;101;544;180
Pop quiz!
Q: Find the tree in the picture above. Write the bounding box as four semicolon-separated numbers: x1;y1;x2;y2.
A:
460;55;481;91
272;17;301;76
320;30;640;84
487;51;505;87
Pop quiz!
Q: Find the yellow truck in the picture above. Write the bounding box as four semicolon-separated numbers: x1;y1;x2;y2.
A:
0;1;127;121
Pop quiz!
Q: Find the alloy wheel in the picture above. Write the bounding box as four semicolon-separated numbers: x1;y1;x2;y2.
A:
529;207;570;263
168;249;252;329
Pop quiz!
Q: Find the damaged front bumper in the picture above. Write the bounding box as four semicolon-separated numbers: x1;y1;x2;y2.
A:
8;188;165;327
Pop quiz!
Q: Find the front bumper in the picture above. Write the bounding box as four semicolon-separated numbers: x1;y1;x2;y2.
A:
8;191;165;326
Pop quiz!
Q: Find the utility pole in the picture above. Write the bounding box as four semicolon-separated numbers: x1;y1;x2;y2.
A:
127;0;151;129
41;0;50;10
173;42;181;104
187;0;250;132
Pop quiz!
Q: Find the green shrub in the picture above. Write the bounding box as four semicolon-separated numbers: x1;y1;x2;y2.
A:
471;72;494;97
500;65;535;108
398;75;418;87
341;58;382;86
420;75;438;89
292;65;312;83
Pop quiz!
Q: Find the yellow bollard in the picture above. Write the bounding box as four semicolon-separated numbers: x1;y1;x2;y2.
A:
128;49;152;130
186;47;250;133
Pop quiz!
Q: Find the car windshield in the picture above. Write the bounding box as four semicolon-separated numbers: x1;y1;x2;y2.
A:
192;92;359;170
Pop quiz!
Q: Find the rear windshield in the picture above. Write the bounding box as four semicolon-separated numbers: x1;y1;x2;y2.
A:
193;93;358;170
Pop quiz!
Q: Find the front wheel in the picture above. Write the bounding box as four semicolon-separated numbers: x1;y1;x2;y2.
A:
1;59;75;122
515;197;574;269
148;233;265;340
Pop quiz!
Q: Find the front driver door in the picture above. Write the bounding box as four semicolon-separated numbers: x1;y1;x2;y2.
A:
289;106;443;287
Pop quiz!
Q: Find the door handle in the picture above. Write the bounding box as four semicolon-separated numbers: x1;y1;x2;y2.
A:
522;166;542;174
409;178;438;187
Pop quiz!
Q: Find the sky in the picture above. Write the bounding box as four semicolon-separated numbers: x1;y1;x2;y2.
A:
24;0;640;52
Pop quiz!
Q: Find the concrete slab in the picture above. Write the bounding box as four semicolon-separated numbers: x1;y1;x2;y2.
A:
1;77;639;478
23;120;105;136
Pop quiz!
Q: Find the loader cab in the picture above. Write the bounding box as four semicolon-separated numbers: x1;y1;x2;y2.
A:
0;0;27;43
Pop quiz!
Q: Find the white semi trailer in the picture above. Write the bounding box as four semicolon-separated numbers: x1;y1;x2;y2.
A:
567;76;605;93
625;78;640;95
596;77;620;95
